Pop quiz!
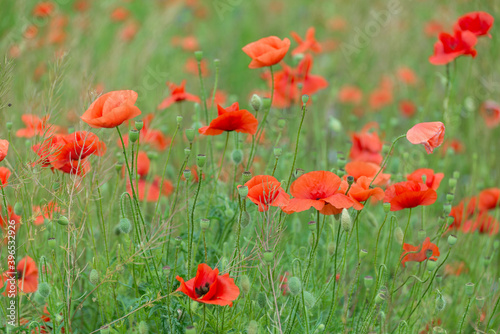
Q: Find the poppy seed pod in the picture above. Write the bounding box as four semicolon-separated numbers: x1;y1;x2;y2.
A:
38;282;51;298
48;237;56;249
327;241;336;256
185;326;196;334
138;321;149;334
242;171;252;182
231;149;244;165
447;234;457;246
129;129;139;143
448;178;457;188
446;193;454;203
34;291;46;304
175;236;182;246
435;294;446;312
359;249;368;259
119;217;132;234
453;171;460;179
375;293;386;304
274;147;282;157
240;274;251;295
183;169;191;181
14;202;23;216
476;296;485;309
200;218;210;231
427;258;437;271
184;148;191;158
194;50;203;61
56;216;69;226
247;320;259;334
443;204;452;215
25;139;31;149
196;154;206;168
250;94;262;112
240;211;251;228
185;128;195;142
308;220;317;231
176;115;183;125
346;175;354;185
341;209;352;232
364;276;374;289
301;94;309;104
257;291;267;309
238;185;249;198
263;250;274;264
90;269;99;285
293;168;305;178
288;276;302;296
6;121;12;130
262;97;271;110
383;202;391;213
135;120;143;131
465;282;475;297
277;118;286;129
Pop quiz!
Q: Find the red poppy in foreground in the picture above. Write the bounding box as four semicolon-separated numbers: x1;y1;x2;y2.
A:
480;100;500;128
454;11;494;38
81;90;142;128
242;36;290;69
198;102;258;136
429;30;477;65
240;175;290;212
0;139;8;162
406;122;445;154
400;237;439;267
407;168;444;191
290;27;322;55
384;181;437;211
1;256;39;295
283;171;358;215
176;263;240;306
157;80;201;110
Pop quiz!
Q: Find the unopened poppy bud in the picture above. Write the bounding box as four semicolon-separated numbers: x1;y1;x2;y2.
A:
359;249;368;259
250;94;262;112
465;282;475;297
435;294;446;312
185;326;196;334
242;171;252;182
294;168;305;178
56;216;69;226
257;291;267;309
453;171;460;179
240;275;251;295
100;326;110;334
238;185;249;198
303;291;315;308
375;293;386;304
347;175;354;185
329;117;342;132
262;97;271;110
247;320;259;334
443;204;452;215
138;321;149;334
448;178;457;188
383;202;391;213
418;229;425;240
395;227;404;245
48;237;56;249
301;94;309;104
476;296;485;309
38;282;51;298
200;218;210;231
90;269;99;285
277;118;286;129
231;149;243;165
176;116;183;125
134;120;143;131
308;220;316;232
14;202;23;216
446;193;454;203
364;276;374;289
147;151;159;160
184;148;191;158
263;250;274;264
288;276;302;296
427;259;437;271
436;275;442;284
129;129;139;143
6;122;12;130
225;207;234;218
194;50;203;61
240;211;251;228
196;154;206;168
185;128;195;142
341;209;352;232
274;147;282;157
119;217;132;234
34;291;46;304
447;234;457;246
316;324;325;332
327;241;336;256
183;169;191;181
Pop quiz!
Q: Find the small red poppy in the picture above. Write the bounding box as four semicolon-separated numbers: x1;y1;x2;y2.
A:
384;181;437;211
240;175;290;212
242;36;290;69
198;102;258;136
401;237;440;267
349;122;384;164
406;122;445;154
338;85;363;105
290;27;322;55
429;30;477;66
0;139;8;162
0;167;11;188
478;188;500;211
480;100;500;128
454;11;494;38
157;80;201;110
406;168;444;191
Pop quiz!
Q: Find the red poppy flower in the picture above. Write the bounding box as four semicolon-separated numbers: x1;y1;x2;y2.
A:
478;188;500;211
240;175;290;212
406;122;445;154
198;102;258;136
119;21;139;42
81;90;142;128
399;100;417;118
110;7;130;22
1;256;39;295
33;201;60;225
424;20;445;37
1;205;20;244
290;27;322;55
344;161;391;186
340;176;384;208
207;90;228;109
185;57;209;77
448;196;477;229
442;139;465;155
349;122;384;164
338;85;363;105
122;151;150;178
33;2;55;17
397;67;418;85
369;87;393;110
127;177;173;202
406;168;444;191
16;114;61;138
0;139;8;162
480;100;500;128
400;237;439;267
384;181;437;211
429;30;477;65
0;167;11;188
176;263;240;306
283;171;359;215
242;36;290;69
449;207;499;236
171;35;200;52
157;80;201;110
454;11;494;38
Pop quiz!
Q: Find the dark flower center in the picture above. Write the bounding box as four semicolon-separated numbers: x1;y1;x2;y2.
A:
195;282;211;297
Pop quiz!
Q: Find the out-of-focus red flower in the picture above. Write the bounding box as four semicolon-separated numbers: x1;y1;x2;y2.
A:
119;21;139;42
442;139;465;155
239;175;290;212
207;90;228;109
74;0;90;12
345;161;391;186
406;168;444;191
176;263;240;306
424;20;445;37
338;85;363;105
406;122;445;154
279;272;289;295
16;114;61;138
33;2;55;18
429;30;477;66
185;57;209;77
384;181;437;211
1;206;20;244
199;102;258;136
24;25;39;40
127;177;173;202
1;256;39;295
397;67;418;85
110;7;130;22
399;100;417;117
0;167;11;188
328;17;347;31
478;188;500;211
444;261;468;276
0;139;8;162
242;36;290;69
157;80;200;110
450;211;499;236
454;11;494;38
171;36;200;52
290;27;322;55
480;100;500;128
349;122;383;164
401;237;439;267
33;201;60;225
123;151;150;178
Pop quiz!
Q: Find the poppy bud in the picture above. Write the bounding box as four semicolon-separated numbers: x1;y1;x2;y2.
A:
242;171;252;182
447;234;457;246
277;118;286;129
293;168;305;179
134;120;143;131
435;294;446;312
443;204;452;215
303;291;316;308
257;291;267;309
359;249;368;259
56;216;69;226
6;122;12;130
262;97;271;110
238;185;249;198
453;171;460;179
247;320;259;334
308;220;316;232
34;291;46;304
483;256;492;267
341;209;352;232
25;139;31;149
301;94;309;104
184;148;191;158
446;193;454;203
395;227;404;245
185;326;196;334
250;94;262;112
240;211;251;228
427;259;437;271
100;326;111;334
119;217;132;234
263;250;274;264
48;237;56;249
337;153;346;170
137;321;148;334
38;282;51;298
176;116;183;125
316;324;325;332
436;275;442;284
375;293;386;304
185;128;195;143
465;282;475;297
448;179;457;189
225;207;234;218
200;218;210;231
196;154;206;168
329;117;342;132
383;203;391;213
240;274;251;295
288;276;302;296
14;202;23;216
364;276;374;289
231;149;244;165
183;169;191;181
129;129;139;143
90;269;99;285
147;151;158;160
327;241;336;256
194;50;203;61
274;147;282;157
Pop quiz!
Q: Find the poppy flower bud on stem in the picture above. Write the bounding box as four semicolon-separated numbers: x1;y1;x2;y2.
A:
262;97;271;110
375;293;386;304
48;237;56;249
56;216;69;226
395;227;404;245
341;209;352;232
38;282;51;298
435;294;446;312
448;178;457;188
135;120;143;131
119;217;132;234
129;129;139;143
196;154;206;168
427;259;437;271
185;129;195;143
446;193;454;203
231;149;243;165
308;220;317;232
184;148;191;158
465;282;475;297
327;242;336;256
383;202;391;213
90;269;99;285
138;321;148;334
288;276;302;296
302;94;309;104
240;211;251;228
359;249;368;259
277;118;286;129
453;171;460;179
240;274;251;295
274;147;282;158
250;94;262;112
194;50;203;61
14;202;23;216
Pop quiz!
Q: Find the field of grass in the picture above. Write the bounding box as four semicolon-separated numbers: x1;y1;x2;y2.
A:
1;0;500;333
